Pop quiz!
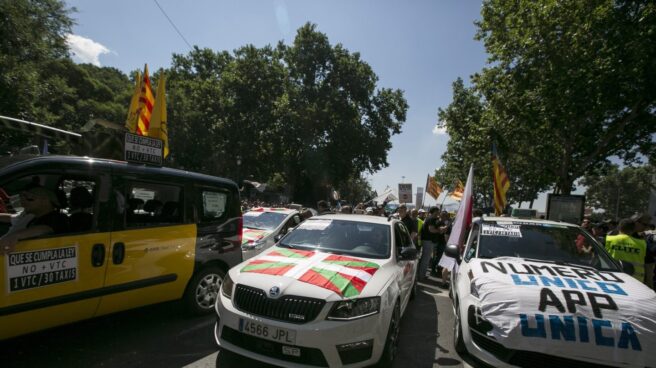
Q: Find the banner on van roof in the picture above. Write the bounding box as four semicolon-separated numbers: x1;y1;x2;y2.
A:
124;133;163;166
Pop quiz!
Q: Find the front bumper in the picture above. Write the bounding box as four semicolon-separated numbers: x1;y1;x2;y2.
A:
215;291;390;368
460;302;631;368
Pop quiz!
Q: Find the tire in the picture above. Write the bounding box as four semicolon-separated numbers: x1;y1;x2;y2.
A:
377;303;401;368
184;266;226;316
453;302;467;354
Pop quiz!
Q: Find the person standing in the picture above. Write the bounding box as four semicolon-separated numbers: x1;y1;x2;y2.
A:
398;205;418;244
605;219;648;286
630;213;655;290
418;207;440;280
411;209;423;248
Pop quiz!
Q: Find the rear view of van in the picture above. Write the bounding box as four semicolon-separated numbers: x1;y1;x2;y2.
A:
0;156;242;340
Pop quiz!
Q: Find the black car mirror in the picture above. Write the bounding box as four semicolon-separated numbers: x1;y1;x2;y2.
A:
399;247;418;260
445;243;460;262
620;260;635;276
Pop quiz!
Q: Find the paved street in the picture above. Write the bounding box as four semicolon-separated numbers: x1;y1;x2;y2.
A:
2;276;484;368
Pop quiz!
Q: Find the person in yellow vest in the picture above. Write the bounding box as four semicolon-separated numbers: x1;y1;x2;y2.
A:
605;219;647;285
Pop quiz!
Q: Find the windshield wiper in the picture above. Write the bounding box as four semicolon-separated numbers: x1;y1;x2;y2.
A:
244;225;264;230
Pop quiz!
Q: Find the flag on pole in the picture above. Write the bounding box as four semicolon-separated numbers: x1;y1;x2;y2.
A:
149;73;169;157
492;143;510;215
449;180;464;201
136;64;155;136
425;174;442;200
438;165;474;272
125;71;142;133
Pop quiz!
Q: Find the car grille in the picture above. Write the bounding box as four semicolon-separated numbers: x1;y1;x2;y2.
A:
233;284;326;324
470;329;618;368
222;325;328;367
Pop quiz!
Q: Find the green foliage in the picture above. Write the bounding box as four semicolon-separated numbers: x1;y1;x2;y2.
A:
337;175;376;205
166;24;407;203
473;0;656;194
581;164;654;219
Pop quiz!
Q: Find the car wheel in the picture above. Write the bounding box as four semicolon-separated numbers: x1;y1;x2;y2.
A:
377;303;401;368
184;266;225;315
453;302;467;354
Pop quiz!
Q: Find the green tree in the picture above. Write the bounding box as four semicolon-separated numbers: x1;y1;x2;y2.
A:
0;0;75;153
581;164;654;219
337;176;376;205
473;0;656;194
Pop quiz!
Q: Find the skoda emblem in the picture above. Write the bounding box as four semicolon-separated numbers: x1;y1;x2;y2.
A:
269;286;280;297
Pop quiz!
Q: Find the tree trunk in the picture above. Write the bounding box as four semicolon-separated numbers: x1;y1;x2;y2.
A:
529;199;534;209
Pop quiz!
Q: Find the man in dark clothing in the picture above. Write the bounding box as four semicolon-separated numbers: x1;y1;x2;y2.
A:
0;185;68;254
398;204;418;244
418;207;442;280
631;213;655;290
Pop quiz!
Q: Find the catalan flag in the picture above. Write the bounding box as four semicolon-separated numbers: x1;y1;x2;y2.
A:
125;71;142;133
149;73;169;157
450;180;464;201
136;64;155;136
425;174;442;200
492;143;510;215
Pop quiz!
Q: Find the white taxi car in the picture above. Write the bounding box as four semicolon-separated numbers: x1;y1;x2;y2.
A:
215;214;418;367
447;217;656;368
242;207;302;260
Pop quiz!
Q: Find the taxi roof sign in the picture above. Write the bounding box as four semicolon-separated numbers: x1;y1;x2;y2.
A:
124;132;163;166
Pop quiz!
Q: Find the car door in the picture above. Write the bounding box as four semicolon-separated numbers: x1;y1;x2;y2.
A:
0;166;111;340
394;223;415;307
95;174;197;316
453;223;480;296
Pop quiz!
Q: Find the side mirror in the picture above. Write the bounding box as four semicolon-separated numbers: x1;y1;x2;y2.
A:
620;260;634;276
444;244;460;262
399;247;418;260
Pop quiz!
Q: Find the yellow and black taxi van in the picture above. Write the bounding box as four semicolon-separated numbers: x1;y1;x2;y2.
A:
0;155;242;340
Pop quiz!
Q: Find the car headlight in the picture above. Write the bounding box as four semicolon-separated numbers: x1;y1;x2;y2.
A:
221;273;234;299
241;240;266;251
327;297;380;321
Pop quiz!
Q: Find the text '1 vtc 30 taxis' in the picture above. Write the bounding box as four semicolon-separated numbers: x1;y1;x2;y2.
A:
215;214;419;367
447;217;656;368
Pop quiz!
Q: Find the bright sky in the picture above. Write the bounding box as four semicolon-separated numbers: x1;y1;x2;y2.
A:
64;0;497;209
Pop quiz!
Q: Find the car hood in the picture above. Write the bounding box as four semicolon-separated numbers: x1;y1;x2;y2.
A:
241;228;272;245
467;257;656;366
228;246;392;302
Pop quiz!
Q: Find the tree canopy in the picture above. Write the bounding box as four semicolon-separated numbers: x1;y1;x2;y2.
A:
436;0;656;204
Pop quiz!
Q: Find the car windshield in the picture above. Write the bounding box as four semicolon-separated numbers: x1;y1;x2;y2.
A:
243;211;288;231
476;222;619;271
279;219;390;259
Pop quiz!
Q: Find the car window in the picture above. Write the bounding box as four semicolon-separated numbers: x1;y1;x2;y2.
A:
126;182;183;227
477;222;619;271
200;190;227;223
464;223;479;262
280;219;390;259
243;211;288;231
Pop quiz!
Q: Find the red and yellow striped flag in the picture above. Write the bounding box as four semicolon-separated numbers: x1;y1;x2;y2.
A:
449;180;464;201
426;174;442;200
492;144;510;215
149;73;169;157
125;71;142;133
136;64;155;136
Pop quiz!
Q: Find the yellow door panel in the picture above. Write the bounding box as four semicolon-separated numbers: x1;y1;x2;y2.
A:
0;233;110;340
95;224;196;316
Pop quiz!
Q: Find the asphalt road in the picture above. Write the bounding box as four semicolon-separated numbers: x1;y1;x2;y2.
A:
2;276;485;368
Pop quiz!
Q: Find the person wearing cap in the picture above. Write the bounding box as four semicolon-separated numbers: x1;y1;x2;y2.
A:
0;186;68;255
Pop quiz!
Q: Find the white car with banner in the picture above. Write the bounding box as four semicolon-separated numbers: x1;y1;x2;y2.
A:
215;214;419;367
447;217;656;368
242;207;302;260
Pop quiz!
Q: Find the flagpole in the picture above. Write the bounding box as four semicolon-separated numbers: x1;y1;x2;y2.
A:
421;175;428;209
439;190;449;210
